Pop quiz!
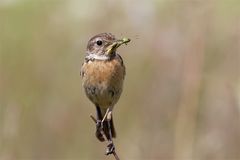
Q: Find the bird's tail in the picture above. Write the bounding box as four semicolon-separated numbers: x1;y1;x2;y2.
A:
106;117;116;138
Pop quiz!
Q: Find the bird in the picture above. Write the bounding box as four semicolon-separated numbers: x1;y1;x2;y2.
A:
80;33;130;155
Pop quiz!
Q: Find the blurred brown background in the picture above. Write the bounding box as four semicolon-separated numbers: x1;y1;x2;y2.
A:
1;0;240;159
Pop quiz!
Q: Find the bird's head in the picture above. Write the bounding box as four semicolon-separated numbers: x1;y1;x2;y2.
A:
86;33;130;59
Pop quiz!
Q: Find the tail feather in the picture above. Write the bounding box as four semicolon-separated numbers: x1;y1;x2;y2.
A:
105;117;116;138
110;117;116;138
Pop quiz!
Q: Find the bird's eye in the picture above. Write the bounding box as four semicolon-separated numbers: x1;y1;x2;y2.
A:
96;40;103;46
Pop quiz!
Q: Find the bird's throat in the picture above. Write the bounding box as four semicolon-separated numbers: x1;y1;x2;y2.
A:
85;54;110;61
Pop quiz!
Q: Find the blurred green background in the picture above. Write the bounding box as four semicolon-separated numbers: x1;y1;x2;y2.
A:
1;0;240;159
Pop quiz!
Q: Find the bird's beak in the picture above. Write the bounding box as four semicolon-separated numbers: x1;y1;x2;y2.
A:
106;38;131;55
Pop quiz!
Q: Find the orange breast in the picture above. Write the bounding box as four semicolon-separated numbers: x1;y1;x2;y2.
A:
81;56;125;108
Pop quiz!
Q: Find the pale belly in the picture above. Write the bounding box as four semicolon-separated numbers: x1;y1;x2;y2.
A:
83;81;123;109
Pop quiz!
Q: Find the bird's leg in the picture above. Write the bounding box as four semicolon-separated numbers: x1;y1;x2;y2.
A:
105;110;115;155
95;105;105;142
96;105;103;129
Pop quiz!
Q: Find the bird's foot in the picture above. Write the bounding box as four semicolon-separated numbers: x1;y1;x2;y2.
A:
96;120;103;130
95;120;105;142
105;142;115;155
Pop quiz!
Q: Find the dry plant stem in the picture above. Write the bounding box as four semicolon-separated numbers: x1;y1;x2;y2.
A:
90;114;97;123
112;151;120;160
101;108;110;123
90;114;120;160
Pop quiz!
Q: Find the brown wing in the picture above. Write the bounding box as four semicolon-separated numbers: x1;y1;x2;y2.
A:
117;54;126;79
80;62;86;78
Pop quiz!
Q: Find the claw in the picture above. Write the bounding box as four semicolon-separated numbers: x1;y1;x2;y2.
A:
96;120;104;132
96;120;103;130
105;143;115;155
96;120;105;142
